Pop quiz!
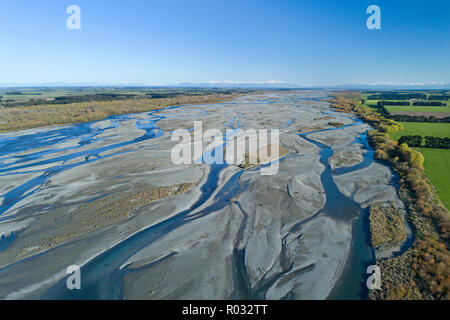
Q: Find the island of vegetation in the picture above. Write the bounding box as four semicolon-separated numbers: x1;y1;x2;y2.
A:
369;203;406;248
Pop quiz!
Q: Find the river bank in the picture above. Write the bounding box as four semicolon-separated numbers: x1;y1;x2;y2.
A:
0;91;414;299
328;93;450;300
0;92;248;133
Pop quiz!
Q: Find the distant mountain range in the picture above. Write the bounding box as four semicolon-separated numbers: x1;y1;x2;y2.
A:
0;81;449;90
315;83;450;90
176;81;450;90
172;81;301;88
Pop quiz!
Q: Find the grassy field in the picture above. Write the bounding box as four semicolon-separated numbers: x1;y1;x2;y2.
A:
422;148;450;210
0;87;249;108
0;93;242;132
0;88;87;101
389;122;450;141
385;105;450;113
387;121;450;210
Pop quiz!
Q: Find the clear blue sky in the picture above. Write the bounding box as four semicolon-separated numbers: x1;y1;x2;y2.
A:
0;0;449;86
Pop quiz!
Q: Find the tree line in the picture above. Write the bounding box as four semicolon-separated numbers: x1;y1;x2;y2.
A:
377;103;450;123
378;100;410;106
368;93;427;100
378;101;446;107
424;136;450;149
368;92;450;101
412;101;446;106
392;114;450;123
398;135;450;149
398;135;423;147
429;95;450;100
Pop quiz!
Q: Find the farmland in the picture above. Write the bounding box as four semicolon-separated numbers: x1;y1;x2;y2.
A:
386;120;449;210
363;91;450;211
385;105;450;113
0;87;253;132
0;87;249;108
333;92;450;300
389;122;450;141
422;148;450;209
363;90;450;115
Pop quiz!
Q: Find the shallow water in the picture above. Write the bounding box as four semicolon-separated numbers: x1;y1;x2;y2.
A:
42;163;246;299
0;92;410;299
297;118;376;299
0;112;167;220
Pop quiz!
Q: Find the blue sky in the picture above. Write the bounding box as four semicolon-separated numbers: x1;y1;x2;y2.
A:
0;0;449;86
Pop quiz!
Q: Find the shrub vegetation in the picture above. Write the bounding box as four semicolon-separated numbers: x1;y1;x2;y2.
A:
330;93;450;300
